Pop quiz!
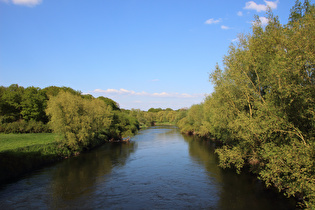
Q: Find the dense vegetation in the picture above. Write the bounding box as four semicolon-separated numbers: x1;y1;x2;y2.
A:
0;134;72;182
128;107;187;127
0;85;140;154
177;1;315;208
0;85;142;182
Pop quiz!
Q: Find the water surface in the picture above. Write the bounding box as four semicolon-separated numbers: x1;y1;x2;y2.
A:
0;126;296;209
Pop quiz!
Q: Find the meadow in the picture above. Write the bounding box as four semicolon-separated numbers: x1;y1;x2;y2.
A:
0;133;58;152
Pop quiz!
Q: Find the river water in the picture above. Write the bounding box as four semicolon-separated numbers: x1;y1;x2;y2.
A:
0;126;296;209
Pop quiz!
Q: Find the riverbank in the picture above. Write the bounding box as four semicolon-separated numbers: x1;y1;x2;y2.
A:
179;131;302;208
0;133;109;184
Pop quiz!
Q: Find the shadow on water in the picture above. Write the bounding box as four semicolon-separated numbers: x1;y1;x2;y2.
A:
182;134;297;210
0;126;297;209
0;141;137;209
50;142;137;204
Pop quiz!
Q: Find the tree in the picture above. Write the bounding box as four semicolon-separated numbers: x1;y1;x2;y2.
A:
42;86;81;98
46;91;112;152
21;86;48;122
207;3;315;207
177;104;204;135
148;108;162;113
176;1;315;207
289;0;313;25
107;111;139;140
98;96;120;111
0;84;24;122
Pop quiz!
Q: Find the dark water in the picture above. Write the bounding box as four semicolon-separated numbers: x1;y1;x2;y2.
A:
0;126;296;209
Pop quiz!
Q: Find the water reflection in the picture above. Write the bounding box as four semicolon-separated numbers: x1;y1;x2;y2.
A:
0;142;137;209
0;126;297;209
183;135;222;182
183;134;296;210
50;142;137;204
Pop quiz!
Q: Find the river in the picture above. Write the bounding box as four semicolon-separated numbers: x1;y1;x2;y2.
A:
0;126;296;209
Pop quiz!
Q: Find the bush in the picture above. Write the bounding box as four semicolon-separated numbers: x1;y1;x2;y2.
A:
46;91;112;152
0;120;50;133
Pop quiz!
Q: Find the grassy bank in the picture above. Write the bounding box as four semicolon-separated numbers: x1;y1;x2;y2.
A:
0;133;71;183
0;133;58;152
0;133;129;184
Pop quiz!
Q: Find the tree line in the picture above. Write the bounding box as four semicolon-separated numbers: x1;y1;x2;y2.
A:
177;1;315;208
128;107;187;127
0;84;189;152
0;85;139;153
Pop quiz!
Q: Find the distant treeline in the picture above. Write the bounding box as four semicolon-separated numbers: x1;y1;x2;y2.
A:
177;1;315;208
128;107;187;127
0;84;189;152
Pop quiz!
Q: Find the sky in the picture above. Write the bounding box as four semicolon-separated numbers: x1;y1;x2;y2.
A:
0;0;306;110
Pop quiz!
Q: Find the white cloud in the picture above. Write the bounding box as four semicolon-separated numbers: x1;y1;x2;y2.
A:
237;11;243;16
232;38;239;42
205;18;221;24
91;88;203;98
244;0;278;12
265;0;278;9
244;1;267;12
2;0;42;6
259;17;270;25
221;25;230;30
251;16;270;26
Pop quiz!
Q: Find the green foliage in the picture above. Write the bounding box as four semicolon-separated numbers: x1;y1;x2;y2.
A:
129;108;186;128
176;1;315;208
129;109;147;127
42;86;82;98
215;146;245;174
0;120;50;134
46;91;112;152
289;0;314;25
177;104;204;135
0;84;24;123
98;96;120;111
0;84;140;146
21;86;48;122
259;140;315;209
0;85;83;132
0;85;140;182
148;108;163;113
107;111;139;140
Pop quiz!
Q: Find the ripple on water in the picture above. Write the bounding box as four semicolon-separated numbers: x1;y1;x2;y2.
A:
0;126;296;209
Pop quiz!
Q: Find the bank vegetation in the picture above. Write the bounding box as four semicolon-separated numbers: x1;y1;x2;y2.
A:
176;1;315;208
0;85;140;182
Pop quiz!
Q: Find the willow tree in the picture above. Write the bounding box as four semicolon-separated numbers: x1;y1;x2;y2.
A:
208;2;314;207
177;104;204;135
46;91;112;152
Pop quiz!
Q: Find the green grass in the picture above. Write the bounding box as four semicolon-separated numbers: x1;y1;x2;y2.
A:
0;133;59;152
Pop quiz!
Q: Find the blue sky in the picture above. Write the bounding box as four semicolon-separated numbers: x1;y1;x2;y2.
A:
0;0;303;110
